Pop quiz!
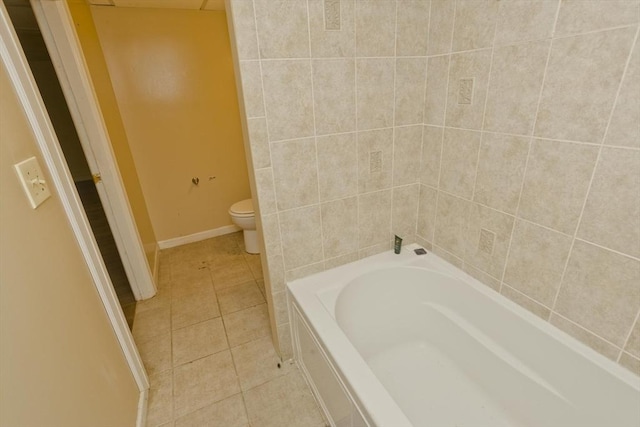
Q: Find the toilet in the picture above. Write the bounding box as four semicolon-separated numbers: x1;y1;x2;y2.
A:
228;199;259;254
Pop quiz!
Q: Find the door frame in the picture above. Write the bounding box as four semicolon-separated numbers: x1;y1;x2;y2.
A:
0;3;149;425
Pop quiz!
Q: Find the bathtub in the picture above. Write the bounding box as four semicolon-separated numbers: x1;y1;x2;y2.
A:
287;244;640;427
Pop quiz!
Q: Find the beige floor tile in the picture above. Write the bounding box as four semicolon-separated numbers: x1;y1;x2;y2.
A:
231;336;292;391
223;303;271;347
243;369;326;427
211;259;254;290
244;254;264;279
173;351;241;418
156;422;174;427
147;370;173;427
136;291;171;314
256;279;266;298
172;318;229;367
137;331;172;376
171;276;214;301
217;281;265;315
133;306;171;343
171;288;220;330
174;394;249;427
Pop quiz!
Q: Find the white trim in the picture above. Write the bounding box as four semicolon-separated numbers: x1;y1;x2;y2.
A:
152;243;160;280
158;224;241;249
31;0;156;301
0;0;149;409
136;389;148;427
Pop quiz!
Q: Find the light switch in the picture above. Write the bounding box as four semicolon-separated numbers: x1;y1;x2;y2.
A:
14;156;51;209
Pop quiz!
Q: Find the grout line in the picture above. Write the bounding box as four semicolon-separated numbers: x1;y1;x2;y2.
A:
390;0;399;242
619;309;640;362
354;0;361;254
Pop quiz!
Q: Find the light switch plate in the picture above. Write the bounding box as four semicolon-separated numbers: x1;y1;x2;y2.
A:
14;156;51;209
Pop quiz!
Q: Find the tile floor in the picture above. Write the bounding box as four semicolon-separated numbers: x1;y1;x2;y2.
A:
133;232;327;427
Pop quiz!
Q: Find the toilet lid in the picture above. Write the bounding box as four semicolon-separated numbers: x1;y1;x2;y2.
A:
230;199;254;215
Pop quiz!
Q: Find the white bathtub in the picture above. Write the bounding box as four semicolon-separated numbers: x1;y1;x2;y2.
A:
287;244;640;427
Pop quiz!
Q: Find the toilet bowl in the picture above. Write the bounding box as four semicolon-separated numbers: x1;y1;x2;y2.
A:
229;198;259;254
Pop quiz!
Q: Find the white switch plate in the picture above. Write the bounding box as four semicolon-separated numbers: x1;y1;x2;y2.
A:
14;156;51;209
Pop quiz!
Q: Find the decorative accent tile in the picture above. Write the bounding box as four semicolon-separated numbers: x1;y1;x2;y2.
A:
324;0;341;30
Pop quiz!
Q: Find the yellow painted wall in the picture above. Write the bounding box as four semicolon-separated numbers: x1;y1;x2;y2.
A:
68;1;158;270
91;6;251;242
0;62;138;427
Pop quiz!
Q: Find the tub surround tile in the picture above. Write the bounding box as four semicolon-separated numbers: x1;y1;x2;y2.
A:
172;318;229;367
392;184;420;243
452;0;500;52
355;0;396;57
625;320;640;358
494;0;558;46
356;58;395;131
393;125;423;186
500;285;551;320
272;291;289;326
619;352;640;376
420;126;443;188
395;0;430;57
229;0;259;60
446;49;492;130
417;184;438;242
324;252;360;270
254;168;277;216
317;133;358;201
358;190;393;249
550;315;620;361
424;56;450;126
247;118;270;169
359;241;391;259
321;197;359;259
434;192;471;259
395;58;427;126
217;281;265;315
554;241;640;348
534;27;636;143
276;323;294;360
432;244;464;269
231;336;292;392
605;41;639;148
555;0;640;36
285;262;327;282
463;263;501;292
147;370;174;427
308;0;355;58
279;206;324;270
174;394;249;427
238;61;264;119
253;0;310;59
427;0;456;55
312;59;356;136
357;128;394;193
438;128;481;200
271;138;319;211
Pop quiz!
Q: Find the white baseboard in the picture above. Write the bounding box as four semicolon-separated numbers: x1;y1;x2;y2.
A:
158;224;241;249
152;243;160;281
136;388;148;427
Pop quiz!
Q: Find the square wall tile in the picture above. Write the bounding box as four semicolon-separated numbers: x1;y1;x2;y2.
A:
261;213;281;254
355;0;396;57
247;118;270;169
395;58;427;126
417;184;438;241
625;320;640;358
434;192;470;258
578;148;640;258
484;41;550;136
356;58;395;130
254;0;310;58
393;125;422;186
239;61;264;119
312;59;356;135
452;0;500;52
439;128;481;200
619;353;640;377
308;0;356;57
549;314;620;361
445;49;492;130
494;0;559;46
271;138;319;210
503;220;572;307
534;27;636;143
358;128;393;192
279;205;324;270
262;60;314;142
254;168;277;215
518;139;598;234
554;240;640;347
473;132;529;215
500;285;551;320
427;0;455;55
555;0;639;36
358;189;392;248
230;0;259;59
424;55;450;126
420;125;443;187
606;41;639;148
317;132;358;201
321;197;359;259
392;184;420;242
396;0;430;56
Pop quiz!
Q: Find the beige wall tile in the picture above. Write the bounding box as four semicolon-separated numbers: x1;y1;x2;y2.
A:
446;49;492;130
358;189;392;248
396;0;430;56
484;41;550;135
555;0;640;36
395;58;427;126
554;240;640;347
172;318;228;367
271;138;319;210
308;0;356;58
473;133;529;214
317;133;358;201
432;244;464;269
427;0;455;55
324;251;360;270
223;304;271;347
518;139;599;234
356;58;395;130
279;206;324;270
254;168;277;215
439;128;481;200
230;0;259;60
276;323;293;359
434;192;470;258
312;59;356;135
174;394;248;427
285;262;325;282
535;28;636;143
420;125;443;187
464;203;514;279
321;197;359;259
417;184;438;241
358;128;393;192
500;285;551;320
606;40;639;148
393;125;423;186
247;118;270;169
254;0;310;58
260;213;281;254
239;61;264;119
504;220;572;307
578;148;640;258
619;352;640;376
355;0;396;57
624;320;640;358
549;314;620;361
452;0;500;52
424;55;450;126
463;263;501;291
392;184;420;241
272;290;288;326
261;60;314;141
494;0;559;46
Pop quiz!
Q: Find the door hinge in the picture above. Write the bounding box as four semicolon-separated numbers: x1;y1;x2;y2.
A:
92;173;102;184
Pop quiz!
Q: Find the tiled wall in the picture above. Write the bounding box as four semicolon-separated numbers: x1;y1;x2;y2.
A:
229;0;640;374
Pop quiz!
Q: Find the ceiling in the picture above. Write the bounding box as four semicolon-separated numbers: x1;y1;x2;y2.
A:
86;0;225;10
